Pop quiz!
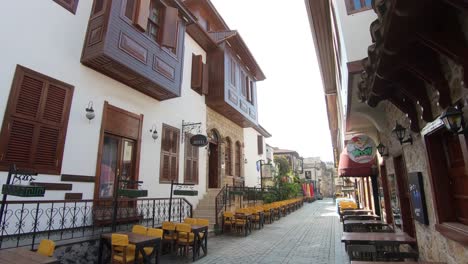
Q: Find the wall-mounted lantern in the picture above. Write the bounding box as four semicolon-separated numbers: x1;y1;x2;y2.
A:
440;106;466;134
392;122;413;145
85;101;95;121
376;143;389;157
150;125;158;141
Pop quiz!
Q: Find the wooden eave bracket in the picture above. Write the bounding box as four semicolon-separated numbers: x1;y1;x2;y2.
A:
443;0;468;12
395;72;433;122
387;94;420;132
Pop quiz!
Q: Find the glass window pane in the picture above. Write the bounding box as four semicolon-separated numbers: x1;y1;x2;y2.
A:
353;0;362;9
100;135;119;198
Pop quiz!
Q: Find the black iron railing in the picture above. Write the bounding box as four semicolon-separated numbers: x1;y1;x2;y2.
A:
0;197;192;250
214;185;227;226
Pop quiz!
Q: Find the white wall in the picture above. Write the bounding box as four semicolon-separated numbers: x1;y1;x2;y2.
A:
332;0;377;62
0;0;208;206
243;128;266;187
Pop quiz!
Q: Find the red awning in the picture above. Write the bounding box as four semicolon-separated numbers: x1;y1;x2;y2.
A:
338;149;376;177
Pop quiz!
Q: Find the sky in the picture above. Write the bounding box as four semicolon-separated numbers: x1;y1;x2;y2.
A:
210;0;334;162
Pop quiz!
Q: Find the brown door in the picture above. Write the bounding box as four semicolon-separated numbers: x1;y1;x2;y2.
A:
444;134;468;225
393;155;416;237
208;142;219;188
380;165;394;224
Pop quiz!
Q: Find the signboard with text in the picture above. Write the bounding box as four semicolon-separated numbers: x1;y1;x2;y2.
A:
346;135;376;164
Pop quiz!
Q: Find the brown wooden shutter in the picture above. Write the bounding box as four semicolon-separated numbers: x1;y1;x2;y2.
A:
191;54;203;93
202;63;209;95
184;134;199;184
0;66;73;174
161;6;178;49
160;124;179;183
257;135;263;155
134;0;151;31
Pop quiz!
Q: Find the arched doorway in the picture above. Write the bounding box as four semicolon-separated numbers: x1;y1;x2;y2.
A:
208;129;220;188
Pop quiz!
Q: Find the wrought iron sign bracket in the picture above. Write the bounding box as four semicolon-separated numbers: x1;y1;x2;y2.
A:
181;120;202;142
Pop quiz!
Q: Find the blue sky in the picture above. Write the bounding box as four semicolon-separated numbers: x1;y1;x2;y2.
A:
210;0;334;161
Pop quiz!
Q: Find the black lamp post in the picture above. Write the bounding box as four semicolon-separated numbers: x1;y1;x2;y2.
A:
392;122;413;145
440;106;466;134
376;143;388;157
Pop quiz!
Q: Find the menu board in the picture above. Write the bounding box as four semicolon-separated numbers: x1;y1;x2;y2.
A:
408;172;429;225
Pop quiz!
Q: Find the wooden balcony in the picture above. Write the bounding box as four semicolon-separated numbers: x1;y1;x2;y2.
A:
81;0;190;100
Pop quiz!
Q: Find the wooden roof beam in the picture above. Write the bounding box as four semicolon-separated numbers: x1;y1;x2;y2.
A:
387;94;420;132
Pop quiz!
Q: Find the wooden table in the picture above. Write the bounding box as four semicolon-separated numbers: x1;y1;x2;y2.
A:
235;213;253;236
343;220;390;232
343;214;381;221
351;261;446;264
98;231;161;264
342;209;373;215
0;248;59;264
341;232;416;246
191;225;208;262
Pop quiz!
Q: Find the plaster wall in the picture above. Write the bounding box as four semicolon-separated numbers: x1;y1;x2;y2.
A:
0;1;208;207
243;127;266;187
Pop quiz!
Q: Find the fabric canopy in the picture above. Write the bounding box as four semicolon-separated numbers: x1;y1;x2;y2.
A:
338;148;376;177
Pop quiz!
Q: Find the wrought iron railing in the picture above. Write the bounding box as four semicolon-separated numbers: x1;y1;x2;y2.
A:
214;185;227;226
0;197;192;250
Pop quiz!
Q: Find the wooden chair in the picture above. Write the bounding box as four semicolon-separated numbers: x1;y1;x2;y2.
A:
175;223;195;257
142;228;163;257
223;212;235;233
162;221;177;254
37;239;55;257
347;244;377;261
195;219;209;239
111;234;136;264
184;217;197;225
131;225;147;235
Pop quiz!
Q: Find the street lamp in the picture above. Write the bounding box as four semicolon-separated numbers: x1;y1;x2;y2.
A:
440;106;466;134
392;122;413;145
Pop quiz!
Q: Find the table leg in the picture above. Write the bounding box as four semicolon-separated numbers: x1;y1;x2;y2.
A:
192;231;199;262
97;238;103;264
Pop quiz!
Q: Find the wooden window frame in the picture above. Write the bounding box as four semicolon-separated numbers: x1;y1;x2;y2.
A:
184;133;199;184
122;0;179;55
225;137;232;176
344;0;372;15
240;71;247;97
230;58;236;87
235;141;242;177
257;135;264;155
53;0;79;14
0;65;74;175
159;123;180;183
247;80;255;105
424;127;468;245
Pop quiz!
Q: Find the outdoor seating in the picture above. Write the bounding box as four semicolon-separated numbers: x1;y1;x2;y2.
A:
37;239;55;257
175;223;195;257
184;217;197;225
142;228;163;256
131;225;147;235
223;211;235;233
195;218;209;239
162;221;177;254
347;244;377;261
111;234;136;264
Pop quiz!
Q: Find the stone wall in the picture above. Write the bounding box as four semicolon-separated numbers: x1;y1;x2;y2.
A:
206;107;244;187
378;54;468;264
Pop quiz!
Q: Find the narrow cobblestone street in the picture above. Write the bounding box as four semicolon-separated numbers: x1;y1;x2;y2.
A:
162;199;349;264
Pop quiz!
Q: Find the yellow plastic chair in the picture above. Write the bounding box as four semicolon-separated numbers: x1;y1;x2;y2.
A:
175;223;195;256
37;239;55;257
132;225;147;235
184;218;197;225
111;234;136;264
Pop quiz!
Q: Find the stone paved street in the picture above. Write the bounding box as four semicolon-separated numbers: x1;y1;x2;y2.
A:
161;199;349;264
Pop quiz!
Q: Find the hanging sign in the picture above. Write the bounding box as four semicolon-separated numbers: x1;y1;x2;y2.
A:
173;185;198;196
2;185;45;197
190;134;208;147
346;135;376;164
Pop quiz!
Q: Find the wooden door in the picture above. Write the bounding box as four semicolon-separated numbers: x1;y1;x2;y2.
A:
393;155;416;237
444;134;468;225
208;142;219;188
380;165;394;224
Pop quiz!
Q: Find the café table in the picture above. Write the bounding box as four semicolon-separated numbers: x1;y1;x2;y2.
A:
341;232;416;246
342;209;373;215
191;224;208;262
0;248;59;264
343;220;390;232
351;261;446;264
98;231;161;264
343;214;381;221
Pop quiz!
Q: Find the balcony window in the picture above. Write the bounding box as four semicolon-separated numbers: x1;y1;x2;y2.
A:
345;0;372;15
148;1;163;42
